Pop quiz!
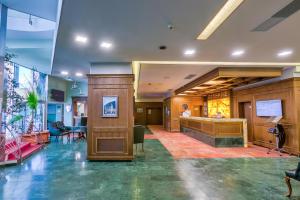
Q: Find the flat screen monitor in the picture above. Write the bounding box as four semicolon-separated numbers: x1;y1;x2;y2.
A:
256;99;282;117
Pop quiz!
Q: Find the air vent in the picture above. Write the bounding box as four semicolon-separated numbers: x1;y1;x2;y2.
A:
252;0;300;31
184;74;197;79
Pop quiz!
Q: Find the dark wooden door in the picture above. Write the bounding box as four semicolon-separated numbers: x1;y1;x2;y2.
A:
146;108;162;125
243;102;253;142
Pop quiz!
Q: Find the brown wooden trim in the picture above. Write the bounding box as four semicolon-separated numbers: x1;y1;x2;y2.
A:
175;67;282;95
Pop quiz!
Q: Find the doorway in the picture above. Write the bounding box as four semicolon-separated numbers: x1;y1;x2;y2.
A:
72;96;88;126
239;102;253;142
47;103;64;123
146;108;162;125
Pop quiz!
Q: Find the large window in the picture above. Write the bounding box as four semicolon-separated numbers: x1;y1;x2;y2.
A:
2;62;47;138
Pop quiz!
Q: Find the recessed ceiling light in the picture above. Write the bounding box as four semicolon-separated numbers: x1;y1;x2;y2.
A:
75;35;88;43
61;71;68;75
184;49;196;56
100;41;113;49
231;49;245;57
277;50;293;57
76;72;83;77
205;80;226;85
185;91;196;93
197;0;244;40
193;86;207;90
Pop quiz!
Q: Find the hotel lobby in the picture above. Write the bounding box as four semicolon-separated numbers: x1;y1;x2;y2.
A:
1;0;300;199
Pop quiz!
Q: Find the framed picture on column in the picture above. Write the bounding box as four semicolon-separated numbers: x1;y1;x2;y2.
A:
102;96;118;117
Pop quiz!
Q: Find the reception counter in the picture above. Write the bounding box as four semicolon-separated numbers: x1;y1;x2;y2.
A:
180;117;247;147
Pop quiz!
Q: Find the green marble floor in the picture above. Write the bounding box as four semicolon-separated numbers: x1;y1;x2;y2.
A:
0;139;299;200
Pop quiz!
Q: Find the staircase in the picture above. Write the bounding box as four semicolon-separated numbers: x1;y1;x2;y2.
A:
4;139;42;164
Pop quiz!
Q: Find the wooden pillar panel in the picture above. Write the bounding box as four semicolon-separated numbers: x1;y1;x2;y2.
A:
87;75;134;160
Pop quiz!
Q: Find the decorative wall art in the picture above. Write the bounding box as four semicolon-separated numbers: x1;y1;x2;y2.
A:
102;96;118;117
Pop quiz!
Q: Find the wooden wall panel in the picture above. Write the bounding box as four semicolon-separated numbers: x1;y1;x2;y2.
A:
87;74;134;160
163;96;203;132
233;78;300;155
134;102;163;125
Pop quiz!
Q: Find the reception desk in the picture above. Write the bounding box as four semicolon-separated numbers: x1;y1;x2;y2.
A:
180;117;247;147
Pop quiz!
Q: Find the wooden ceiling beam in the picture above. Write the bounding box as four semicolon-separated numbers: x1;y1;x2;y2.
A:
175;67;282;95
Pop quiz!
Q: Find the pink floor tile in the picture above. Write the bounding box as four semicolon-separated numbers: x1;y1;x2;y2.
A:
148;125;291;159
144;134;157;140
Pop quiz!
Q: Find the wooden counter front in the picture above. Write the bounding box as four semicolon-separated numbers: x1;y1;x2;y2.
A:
180;117;247;147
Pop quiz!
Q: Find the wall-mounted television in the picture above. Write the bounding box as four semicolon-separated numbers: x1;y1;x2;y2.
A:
51;89;65;102
256;99;282;117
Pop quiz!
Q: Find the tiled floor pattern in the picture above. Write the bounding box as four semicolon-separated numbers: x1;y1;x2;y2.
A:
148;125;291;159
144;134;157;140
0;129;298;200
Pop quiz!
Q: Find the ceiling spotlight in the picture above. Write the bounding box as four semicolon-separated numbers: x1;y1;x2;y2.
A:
231;49;245;57
277;50;293;57
76;72;83;77
184;49;196;56
75;35;88;43
61;71;68;75
100;41;113;49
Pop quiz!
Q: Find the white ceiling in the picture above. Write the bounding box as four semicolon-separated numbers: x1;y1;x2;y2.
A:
52;0;228;77
2;0;59;74
0;0;59;21
50;0;300;99
138;64;216;99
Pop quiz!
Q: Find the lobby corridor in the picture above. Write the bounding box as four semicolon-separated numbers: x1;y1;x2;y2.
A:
0;137;298;200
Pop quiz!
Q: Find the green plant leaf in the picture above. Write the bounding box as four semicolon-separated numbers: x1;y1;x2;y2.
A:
8;114;23;125
27;91;39;110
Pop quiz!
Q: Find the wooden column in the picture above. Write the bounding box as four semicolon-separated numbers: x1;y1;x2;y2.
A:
87;74;134;160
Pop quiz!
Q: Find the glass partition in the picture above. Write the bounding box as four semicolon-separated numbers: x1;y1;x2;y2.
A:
2;61;47;138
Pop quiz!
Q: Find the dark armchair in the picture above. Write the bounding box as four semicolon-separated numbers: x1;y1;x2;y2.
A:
285;161;300;197
48;121;70;141
134;125;145;152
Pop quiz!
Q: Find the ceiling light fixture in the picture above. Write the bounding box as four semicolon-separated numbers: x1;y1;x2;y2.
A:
75;35;88;43
197;0;244;40
76;72;83;77
178;93;187;96
277;50;293;57
231;49;245;57
193;86;207;90
185;91;196;93
205;80;226;85
61;71;69;75
29;14;33;26
100;41;113;49
184;49;196;56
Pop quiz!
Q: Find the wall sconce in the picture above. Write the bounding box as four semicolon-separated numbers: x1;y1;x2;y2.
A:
66;104;72;112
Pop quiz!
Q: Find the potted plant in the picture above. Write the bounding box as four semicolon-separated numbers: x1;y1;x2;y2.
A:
22;90;49;144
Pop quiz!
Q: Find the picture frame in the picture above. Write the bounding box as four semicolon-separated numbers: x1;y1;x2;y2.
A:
102;96;118;117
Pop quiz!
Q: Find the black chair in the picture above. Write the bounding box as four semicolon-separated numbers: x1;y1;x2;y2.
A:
285;161;300;197
134;125;145;152
80;117;87;139
48;121;70;141
81;117;87;126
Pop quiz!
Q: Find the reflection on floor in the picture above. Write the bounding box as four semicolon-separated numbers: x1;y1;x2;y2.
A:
0;132;299;200
148;125;291;159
